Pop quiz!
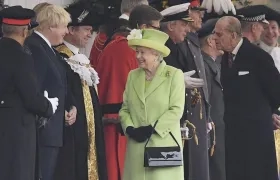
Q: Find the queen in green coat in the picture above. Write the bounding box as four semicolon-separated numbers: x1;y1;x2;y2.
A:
119;29;185;180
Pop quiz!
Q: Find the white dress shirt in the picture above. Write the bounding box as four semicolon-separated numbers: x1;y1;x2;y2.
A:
232;38;243;60
64;40;79;55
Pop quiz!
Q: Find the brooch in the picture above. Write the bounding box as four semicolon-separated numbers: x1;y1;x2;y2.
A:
166;71;170;77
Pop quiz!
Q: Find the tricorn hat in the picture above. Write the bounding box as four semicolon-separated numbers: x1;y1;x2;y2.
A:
65;1;104;27
127;29;170;57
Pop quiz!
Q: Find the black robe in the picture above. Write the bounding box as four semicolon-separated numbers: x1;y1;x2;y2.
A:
54;44;107;180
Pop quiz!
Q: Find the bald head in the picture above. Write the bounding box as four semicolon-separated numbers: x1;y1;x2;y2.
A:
213;16;242;52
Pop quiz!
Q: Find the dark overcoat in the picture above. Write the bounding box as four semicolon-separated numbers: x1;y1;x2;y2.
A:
202;52;226;180
164;33;211;180
221;38;280;180
0;37;53;180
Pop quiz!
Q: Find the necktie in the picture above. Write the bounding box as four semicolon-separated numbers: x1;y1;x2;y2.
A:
228;53;234;68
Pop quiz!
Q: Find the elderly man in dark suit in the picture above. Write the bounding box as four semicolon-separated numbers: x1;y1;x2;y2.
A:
24;4;76;180
214;16;280;180
198;18;226;180
0;6;58;180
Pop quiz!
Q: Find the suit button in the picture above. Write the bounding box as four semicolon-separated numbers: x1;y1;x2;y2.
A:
186;93;188;96
0;101;4;104
198;70;201;73
194;55;196;58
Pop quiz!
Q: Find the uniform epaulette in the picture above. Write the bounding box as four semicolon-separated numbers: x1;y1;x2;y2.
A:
55;44;74;58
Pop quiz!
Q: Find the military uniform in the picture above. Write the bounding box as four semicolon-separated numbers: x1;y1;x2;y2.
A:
161;3;210;180
0;6;53;180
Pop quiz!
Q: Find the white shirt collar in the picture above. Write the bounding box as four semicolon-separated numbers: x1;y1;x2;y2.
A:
119;14;129;20
63;40;79;55
259;41;275;54
34;31;52;48
232;38;243;56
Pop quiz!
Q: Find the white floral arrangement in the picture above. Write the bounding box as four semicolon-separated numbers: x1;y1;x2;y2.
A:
127;29;143;40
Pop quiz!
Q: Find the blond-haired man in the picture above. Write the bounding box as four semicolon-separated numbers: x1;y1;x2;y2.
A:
24;4;75;180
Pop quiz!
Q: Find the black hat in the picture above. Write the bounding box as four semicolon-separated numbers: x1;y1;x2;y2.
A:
260;6;280;26
161;3;194;22
236;5;269;24
65;1;104;27
198;18;218;38
0;6;35;27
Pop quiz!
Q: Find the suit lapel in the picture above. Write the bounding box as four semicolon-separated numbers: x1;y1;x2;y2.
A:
133;70;145;104
145;61;167;98
32;33;63;83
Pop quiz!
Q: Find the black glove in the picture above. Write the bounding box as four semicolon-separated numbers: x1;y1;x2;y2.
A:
126;125;154;142
135;125;154;138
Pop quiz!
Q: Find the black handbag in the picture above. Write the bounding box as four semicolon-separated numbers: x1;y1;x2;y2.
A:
144;120;183;167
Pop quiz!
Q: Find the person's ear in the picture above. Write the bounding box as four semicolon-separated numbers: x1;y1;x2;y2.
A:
22;27;28;39
251;23;257;33
139;24;147;29
207;36;213;48
68;26;75;35
167;22;175;31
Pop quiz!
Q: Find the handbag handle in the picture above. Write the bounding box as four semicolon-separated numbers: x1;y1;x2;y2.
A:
144;120;181;148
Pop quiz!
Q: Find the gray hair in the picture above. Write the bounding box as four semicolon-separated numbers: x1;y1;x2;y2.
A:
120;0;148;14
160;21;176;32
241;21;255;33
2;24;27;36
219;16;242;37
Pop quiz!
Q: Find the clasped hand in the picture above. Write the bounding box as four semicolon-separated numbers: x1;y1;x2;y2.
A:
126;125;154;142
184;70;204;89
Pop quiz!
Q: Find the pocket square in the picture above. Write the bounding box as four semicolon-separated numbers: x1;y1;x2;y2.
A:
238;71;249;76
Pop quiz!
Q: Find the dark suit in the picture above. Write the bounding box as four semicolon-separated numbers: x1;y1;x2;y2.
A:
202;52;226;180
221;38;280;180
25;33;70;180
0;37;53;180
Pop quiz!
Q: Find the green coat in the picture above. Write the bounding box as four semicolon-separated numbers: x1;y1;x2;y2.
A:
119;61;185;180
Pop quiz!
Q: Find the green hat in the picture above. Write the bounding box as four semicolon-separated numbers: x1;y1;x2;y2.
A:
127;29;171;57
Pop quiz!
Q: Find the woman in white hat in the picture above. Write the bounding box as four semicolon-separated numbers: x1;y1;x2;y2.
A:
119;29;185;180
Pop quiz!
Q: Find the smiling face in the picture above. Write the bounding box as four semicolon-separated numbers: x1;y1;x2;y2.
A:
168;20;190;43
50;24;69;46
262;20;280;46
68;25;93;48
135;46;160;70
